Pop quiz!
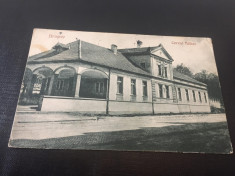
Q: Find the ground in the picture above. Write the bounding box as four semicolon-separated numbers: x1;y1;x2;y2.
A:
9;113;233;154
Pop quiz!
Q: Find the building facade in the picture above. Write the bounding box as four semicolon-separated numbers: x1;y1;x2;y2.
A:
19;40;210;114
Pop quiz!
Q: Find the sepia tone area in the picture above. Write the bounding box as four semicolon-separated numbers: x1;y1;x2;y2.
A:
9;29;232;153
10;113;231;153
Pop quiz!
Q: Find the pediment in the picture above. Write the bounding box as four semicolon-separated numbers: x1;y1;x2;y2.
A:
151;45;173;61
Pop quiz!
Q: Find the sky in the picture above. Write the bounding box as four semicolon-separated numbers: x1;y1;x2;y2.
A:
28;28;218;75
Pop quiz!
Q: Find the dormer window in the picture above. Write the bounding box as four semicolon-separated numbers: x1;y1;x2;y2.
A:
140;63;146;69
52;43;69;53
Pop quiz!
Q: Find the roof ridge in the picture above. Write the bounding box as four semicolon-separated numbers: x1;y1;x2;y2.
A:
118;46;161;51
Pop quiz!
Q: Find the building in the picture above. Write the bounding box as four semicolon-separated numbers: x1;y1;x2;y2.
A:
19;40;210;114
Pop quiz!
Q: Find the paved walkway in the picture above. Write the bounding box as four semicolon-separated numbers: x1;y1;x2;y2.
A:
10;113;227;140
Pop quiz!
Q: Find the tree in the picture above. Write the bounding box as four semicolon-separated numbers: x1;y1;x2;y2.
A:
21;68;33;95
194;70;223;107
174;63;193;77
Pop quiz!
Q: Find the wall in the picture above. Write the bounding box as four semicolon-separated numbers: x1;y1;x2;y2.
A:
153;103;210;114
40;96;153;115
153;103;179;113
175;83;209;107
109;70;152;103
41;96;107;114
40;96;210;114
152;79;174;100
32;61;210;114
109;101;152;115
151;56;173;80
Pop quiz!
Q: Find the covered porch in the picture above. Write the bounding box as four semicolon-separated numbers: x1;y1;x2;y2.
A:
19;66;109;108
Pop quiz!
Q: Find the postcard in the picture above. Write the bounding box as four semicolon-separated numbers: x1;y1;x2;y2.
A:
9;28;233;153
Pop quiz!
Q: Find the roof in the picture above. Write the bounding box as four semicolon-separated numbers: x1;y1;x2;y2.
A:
173;70;206;86
118;46;153;54
28;49;57;61
52;42;69;49
119;44;173;61
28;40;205;86
28;40;151;76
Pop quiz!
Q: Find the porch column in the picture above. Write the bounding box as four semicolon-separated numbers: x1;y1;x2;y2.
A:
27;74;37;95
106;69;111;115
48;74;55;95
74;74;81;97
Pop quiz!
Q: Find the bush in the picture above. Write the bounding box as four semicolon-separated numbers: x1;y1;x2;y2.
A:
210;105;225;113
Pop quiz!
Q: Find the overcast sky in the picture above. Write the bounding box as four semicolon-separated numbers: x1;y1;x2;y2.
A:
29;28;218;75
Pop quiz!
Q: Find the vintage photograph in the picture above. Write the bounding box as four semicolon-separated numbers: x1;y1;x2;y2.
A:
9;28;232;153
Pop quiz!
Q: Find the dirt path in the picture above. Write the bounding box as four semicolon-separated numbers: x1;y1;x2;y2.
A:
10;113;227;140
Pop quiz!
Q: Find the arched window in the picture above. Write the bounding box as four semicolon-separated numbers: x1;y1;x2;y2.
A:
79;69;108;99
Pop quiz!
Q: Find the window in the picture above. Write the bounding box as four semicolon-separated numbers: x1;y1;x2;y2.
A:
131;79;136;95
204;92;207;103
68;77;74;92
185;89;189;101
199;92;202;102
140;63;146;69
56;80;64;90
142;81;148;96
192;90;196;102
117;77;123;94
178;88;182;101
164;67;168;78
41;77;51;93
95;82;104;93
159;84;163;98
158;65;162;76
166;85;170;98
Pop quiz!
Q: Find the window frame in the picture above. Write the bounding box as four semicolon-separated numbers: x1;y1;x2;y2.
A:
198;91;202;102
164;66;168;78
178;87;182;101
192;90;196;102
95;82;104;93
117;76;123;94
165;85;170;99
56;79;64;90
131;79;136;96
204;92;207;103
142;80;148;97
158;64;162;76
159;84;163;98
185;89;189;101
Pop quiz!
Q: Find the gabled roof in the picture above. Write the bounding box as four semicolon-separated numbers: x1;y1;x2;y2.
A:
28;40;151;76
173;70;206;86
118;44;173;61
150;44;174;61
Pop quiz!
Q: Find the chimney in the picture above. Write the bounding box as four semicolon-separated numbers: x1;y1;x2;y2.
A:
77;39;82;59
111;44;117;54
137;40;143;48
